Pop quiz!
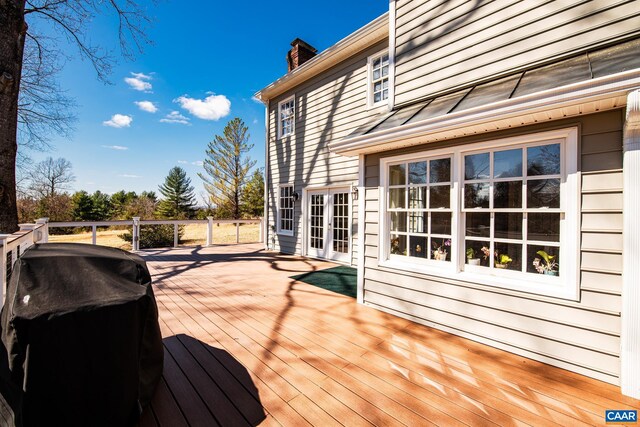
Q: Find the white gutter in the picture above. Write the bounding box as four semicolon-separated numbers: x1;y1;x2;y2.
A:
263;99;270;250
255;12;389;102
329;69;640;156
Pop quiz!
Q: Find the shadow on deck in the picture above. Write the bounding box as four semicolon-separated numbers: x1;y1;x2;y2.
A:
138;243;640;426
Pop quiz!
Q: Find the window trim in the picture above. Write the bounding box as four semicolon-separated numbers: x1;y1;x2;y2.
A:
278;95;295;139
378;127;580;300
367;49;390;109
277;184;295;236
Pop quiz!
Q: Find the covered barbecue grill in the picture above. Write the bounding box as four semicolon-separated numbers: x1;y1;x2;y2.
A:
0;243;163;426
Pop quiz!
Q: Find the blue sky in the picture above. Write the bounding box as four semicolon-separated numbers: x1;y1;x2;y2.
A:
25;1;388;203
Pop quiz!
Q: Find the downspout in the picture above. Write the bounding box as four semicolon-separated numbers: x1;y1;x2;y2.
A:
263;98;270;250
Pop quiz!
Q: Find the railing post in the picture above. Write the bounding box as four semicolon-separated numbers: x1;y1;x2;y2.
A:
259;217;264;243
92;225;97;245
206;216;213;247
35;218;49;243
132;217;140;251
173;223;179;248
236;222;240;244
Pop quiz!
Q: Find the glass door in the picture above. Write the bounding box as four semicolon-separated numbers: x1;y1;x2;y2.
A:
307;188;350;262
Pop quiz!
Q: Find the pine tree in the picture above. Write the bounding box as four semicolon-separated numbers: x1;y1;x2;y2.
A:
199;118;256;219
71;191;94;221
157;166;196;219
241;168;264;218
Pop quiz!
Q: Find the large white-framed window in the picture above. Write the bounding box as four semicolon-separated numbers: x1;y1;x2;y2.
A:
367;50;389;107
379;128;579;300
277;184;295;236
278;96;295;139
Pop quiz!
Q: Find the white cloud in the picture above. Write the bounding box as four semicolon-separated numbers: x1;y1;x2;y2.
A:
118;174;141;178
177;160;188;164
135;101;158;113
160;111;190;125
175;93;230;121
192;161;204;167
103;114;133;128
124;72;153;92
252;118;258;124
101;145;128;150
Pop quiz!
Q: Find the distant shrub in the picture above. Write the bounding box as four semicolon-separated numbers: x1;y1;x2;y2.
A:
120;224;183;249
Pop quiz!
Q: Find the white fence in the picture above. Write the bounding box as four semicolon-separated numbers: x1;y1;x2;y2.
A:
0;217;264;301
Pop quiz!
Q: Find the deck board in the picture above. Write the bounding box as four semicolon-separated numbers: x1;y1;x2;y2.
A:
138;244;640;426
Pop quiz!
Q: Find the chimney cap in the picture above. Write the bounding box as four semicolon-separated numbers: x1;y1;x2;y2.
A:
290;38;317;53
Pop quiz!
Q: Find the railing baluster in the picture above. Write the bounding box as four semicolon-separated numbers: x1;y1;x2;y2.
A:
206;216;213;247
92;225;97;245
174;223;179;248
236;222;240;244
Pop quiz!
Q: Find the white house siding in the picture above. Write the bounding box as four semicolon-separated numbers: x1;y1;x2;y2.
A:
362;110;624;384
393;0;640;106
267;40;389;263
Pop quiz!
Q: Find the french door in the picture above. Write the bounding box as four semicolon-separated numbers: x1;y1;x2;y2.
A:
307;188;350;262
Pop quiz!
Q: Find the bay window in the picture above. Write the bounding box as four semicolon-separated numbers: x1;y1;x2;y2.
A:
380;128;579;299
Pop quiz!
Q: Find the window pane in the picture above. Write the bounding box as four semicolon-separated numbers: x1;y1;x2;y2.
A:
494;149;522;178
390;234;406;255
528;213;560;242
528;144;561;176
374;92;381;103
465;153;490;180
465;240;490;267
430;158;451;183
465;183;490;208
430;185;450;208
495;213;523;239
494;181;522;208
465;212;490;237
373;69;380;80
431;212;451;235
409;187;427;209
389;164;405;185
409;212;427;233
382;89;389;99
431;237;451;261
409;161;427;184
382;66;389;77
373;57;381;67
527;179;560;208
494;242;522;271
374;81;382;92
528;245;560;276
389;188;406;209
390;212;407;232
409;236;428;259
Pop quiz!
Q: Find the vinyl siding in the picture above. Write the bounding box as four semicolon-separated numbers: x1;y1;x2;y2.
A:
266;40;388;263
362;110;624;384
393;0;640;106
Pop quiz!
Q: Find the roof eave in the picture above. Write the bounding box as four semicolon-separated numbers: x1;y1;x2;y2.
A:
329;69;640;156
255;12;389;102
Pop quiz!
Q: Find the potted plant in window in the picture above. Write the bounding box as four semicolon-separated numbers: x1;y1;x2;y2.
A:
533;250;558;276
466;247;480;265
482;246;513;269
432;239;451;261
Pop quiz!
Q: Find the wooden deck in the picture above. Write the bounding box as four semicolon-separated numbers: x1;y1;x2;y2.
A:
138;244;640;426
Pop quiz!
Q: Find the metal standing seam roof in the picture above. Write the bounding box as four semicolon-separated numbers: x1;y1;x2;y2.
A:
345;38;640;140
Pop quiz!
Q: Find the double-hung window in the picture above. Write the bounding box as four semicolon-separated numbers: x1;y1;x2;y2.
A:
368;51;389;107
278;184;294;235
278;96;295;138
381;128;579;299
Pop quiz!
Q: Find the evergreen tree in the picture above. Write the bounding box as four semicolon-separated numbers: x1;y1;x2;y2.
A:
157;167;196;219
241;168;264;218
199;118;256;219
90;191;112;220
71;191;94;220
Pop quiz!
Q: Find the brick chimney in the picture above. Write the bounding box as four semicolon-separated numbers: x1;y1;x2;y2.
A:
287;38;317;72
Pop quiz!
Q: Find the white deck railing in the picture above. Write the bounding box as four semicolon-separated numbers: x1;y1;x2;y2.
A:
1;217;264;301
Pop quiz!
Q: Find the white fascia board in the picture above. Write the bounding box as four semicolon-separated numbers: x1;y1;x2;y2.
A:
330;69;640;156
255;13;389;102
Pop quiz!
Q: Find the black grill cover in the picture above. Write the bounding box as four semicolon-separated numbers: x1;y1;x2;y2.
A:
0;243;163;426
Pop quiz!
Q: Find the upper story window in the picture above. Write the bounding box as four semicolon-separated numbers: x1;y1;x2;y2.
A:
368;50;389;107
277;184;294;235
380;128;579;300
278;96;295;138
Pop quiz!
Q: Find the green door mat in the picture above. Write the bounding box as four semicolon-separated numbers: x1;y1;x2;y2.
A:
290;266;357;298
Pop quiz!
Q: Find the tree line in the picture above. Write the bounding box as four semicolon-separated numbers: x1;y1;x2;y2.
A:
17;118;264;225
